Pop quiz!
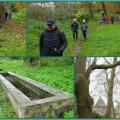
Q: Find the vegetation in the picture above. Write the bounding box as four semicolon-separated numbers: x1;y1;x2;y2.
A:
0;3;26;56
80;22;120;56
0;84;16;118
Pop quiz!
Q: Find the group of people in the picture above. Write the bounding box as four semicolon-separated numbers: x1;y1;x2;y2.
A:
71;19;88;40
39;18;87;57
5;10;12;21
99;15;115;24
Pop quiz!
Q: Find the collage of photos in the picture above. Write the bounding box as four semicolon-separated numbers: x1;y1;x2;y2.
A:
0;1;120;119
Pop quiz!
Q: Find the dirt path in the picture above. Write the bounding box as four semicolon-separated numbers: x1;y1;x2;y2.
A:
71;28;95;56
1;21;26;36
71;36;84;56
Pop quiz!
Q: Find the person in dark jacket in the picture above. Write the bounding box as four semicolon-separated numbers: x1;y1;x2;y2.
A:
5;11;8;21
39;19;67;56
110;16;114;24
71;19;79;40
81;20;88;40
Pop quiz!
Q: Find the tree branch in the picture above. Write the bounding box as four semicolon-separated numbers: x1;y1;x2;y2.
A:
86;58;119;79
92;60;120;70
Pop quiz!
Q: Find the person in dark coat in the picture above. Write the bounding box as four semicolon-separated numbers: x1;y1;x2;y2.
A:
5;11;8;21
39;19;67;56
71;19;79;40
110;16;114;24
81;20;88;40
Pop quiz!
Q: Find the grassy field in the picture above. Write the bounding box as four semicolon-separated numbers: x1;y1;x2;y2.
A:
0;9;26;56
0;85;16;118
0;58;74;118
80;22;120;56
27;19;120;56
27;19;79;56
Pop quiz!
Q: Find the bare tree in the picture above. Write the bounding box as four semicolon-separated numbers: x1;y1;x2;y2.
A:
75;57;120;118
105;58;117;118
100;2;107;15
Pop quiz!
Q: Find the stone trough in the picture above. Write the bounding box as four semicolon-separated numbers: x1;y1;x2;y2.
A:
0;71;74;118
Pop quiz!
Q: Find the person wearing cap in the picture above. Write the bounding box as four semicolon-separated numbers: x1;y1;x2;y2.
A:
39;19;67;56
81;19;88;40
71;19;79;40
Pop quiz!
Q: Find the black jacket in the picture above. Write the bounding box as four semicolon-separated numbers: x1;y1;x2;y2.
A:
39;27;67;56
71;22;79;32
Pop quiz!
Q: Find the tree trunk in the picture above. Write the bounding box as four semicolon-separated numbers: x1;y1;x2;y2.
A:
112;102;116;118
0;3;5;22
101;2;107;15
88;3;94;19
75;58;95;118
105;58;117;118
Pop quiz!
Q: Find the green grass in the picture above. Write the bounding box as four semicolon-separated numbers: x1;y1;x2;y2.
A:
0;9;26;56
12;8;26;24
27;19;79;56
0;85;16;118
0;58;74;118
0;30;26;56
80;22;120;56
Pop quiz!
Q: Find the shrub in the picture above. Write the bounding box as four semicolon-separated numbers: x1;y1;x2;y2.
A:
74;10;90;23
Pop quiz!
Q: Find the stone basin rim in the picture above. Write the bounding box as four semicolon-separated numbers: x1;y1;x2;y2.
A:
8;72;73;96
0;71;74;105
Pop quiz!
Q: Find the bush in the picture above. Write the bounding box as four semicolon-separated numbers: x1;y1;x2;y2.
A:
74;10;90;23
12;8;26;24
11;5;18;12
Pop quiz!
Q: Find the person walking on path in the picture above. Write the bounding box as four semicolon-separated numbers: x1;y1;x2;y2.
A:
105;16;109;24
8;9;12;20
39;19;67;56
71;19;79;40
110;16;115;24
5;11;8;21
81;19;88;40
99;16;103;25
